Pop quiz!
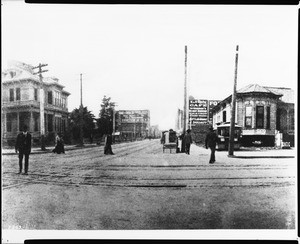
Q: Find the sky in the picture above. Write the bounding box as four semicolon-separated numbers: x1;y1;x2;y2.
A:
2;2;298;131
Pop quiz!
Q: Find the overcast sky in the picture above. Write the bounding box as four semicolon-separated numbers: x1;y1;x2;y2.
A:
2;2;298;130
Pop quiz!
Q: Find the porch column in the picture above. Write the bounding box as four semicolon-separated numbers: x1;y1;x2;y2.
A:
30;111;34;132
2;113;7;139
44;113;48;133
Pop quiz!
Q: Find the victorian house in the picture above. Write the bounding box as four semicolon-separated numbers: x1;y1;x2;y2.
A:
2;61;70;146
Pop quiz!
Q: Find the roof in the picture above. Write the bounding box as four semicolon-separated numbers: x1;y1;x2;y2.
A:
2;68;40;83
212;83;285;113
237;84;279;95
2;61;71;96
264;87;294;104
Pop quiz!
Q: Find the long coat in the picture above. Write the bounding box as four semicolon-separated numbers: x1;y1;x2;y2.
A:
205;131;218;149
15;132;32;154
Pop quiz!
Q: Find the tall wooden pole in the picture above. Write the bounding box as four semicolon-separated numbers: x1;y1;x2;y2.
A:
183;45;188;133
80;73;83;107
181;45;188;153
228;45;239;156
33;63;48;151
79;73;84;146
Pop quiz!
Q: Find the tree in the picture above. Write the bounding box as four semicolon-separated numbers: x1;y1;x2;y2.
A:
69;106;95;142
97;96;117;136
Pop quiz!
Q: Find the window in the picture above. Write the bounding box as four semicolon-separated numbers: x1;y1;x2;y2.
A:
34;89;38;101
16;88;21;101
48;114;53;132
34;113;39;131
222;111;226;122
266;106;270;129
48;91;53;104
54;91;61;106
6;113;13;132
276;109;281;130
256;106;264;128
245;106;252;128
290;110;294;130
9;89;14;101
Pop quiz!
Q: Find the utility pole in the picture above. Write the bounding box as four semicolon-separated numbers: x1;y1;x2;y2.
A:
79;73;84;147
228;45;239;156
112;105;116;135
33;63;48;151
181;45;188;152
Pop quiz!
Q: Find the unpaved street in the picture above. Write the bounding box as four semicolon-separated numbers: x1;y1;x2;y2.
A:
2;139;296;229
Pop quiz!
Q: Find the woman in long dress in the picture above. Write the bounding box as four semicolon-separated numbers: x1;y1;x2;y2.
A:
52;133;65;154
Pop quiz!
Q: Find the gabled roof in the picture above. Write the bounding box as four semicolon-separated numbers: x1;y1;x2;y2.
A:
264;87;294;104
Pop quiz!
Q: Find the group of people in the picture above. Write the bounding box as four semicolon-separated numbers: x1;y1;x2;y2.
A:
181;126;218;164
15;124;217;175
15;125;115;175
15;125;65;175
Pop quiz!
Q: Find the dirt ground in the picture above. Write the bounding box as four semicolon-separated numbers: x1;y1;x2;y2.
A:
2;139;296;233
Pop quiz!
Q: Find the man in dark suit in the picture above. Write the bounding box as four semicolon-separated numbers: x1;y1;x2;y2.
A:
15;125;32;175
205;126;218;164
184;129;192;155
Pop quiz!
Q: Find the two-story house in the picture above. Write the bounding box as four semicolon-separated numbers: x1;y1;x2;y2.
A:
1;61;70;146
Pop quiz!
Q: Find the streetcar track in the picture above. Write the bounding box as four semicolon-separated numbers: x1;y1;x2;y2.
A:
2;140;295;190
3;173;295;190
3;178;294;189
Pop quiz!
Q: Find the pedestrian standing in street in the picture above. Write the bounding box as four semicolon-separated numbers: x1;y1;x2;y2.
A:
184;129;192;155
52;133;65;154
104;133;114;155
205;126;218;164
15;125;32;175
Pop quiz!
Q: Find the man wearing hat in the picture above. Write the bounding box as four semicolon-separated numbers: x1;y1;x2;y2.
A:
205;126;218;164
15;125;32;175
184;129;192;155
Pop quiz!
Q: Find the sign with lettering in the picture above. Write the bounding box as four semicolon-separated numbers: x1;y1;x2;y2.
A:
119;110;150;124
208;100;220;122
189;100;208;124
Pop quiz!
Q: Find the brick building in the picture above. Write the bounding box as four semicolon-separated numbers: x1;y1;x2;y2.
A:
117;110;150;140
2;61;70;146
212;84;294;147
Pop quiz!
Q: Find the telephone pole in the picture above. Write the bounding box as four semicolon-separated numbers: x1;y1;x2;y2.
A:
181;45;188;153
79;73;84;147
33;63;48;151
228;45;239;156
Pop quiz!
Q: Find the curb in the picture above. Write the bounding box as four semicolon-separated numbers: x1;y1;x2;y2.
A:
228;155;295;159
2;144;101;156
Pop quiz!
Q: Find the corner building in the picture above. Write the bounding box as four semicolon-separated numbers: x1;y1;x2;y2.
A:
212;84;294;147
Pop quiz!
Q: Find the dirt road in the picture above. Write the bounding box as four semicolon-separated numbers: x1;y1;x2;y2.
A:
2;139;296;230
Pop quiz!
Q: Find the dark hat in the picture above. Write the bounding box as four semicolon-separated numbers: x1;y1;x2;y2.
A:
187;129;191;133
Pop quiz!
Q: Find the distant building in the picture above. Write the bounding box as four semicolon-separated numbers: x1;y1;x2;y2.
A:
148;125;160;138
2;61;70;146
212;84;294;147
117;110;150;140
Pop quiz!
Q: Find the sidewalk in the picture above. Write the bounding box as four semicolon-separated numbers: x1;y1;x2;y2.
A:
1;143;100;155
194;144;295;159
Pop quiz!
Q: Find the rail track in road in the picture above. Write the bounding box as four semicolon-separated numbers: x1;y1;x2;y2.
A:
2;140;296;189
